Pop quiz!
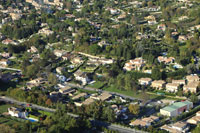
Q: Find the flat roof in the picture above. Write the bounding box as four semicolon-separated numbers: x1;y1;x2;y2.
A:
161;101;192;112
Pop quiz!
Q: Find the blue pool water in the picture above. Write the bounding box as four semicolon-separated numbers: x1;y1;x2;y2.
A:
26;118;38;122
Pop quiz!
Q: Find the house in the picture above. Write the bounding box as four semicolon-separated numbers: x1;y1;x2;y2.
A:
123;57;146;71
82;98;95;105
0;59;11;67
161;122;189;133
178;16;189;21
59;86;75;94
72;93;87;100
27;46;38;53
50;91;60;97
26;78;46;89
110;8;119;15
73;70;90;85
178;35;188;42
10;13;22;20
151;80;166;89
160;101;193;117
56;67;65;74
54;50;67;57
97;92;112;101
71;56;84;64
187;111;200;125
144;15;156;21
148;20;157;25
172;80;185;85
157;24;166;31
2;39;16;45
183;81;199;93
166;83;179;93
38;27;54;36
186;75;199;82
138;78;152;86
62;52;75;61
147;6;160;11
157;56;175;64
129;116;159;127
98;40;111;47
99;59;114;65
8;107;28;118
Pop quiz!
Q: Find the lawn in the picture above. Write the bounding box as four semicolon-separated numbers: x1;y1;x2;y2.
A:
0;116;21;125
77;88;96;94
103;85;159;100
0;104;12;114
26;107;52;117
38;110;52;116
87;81;106;89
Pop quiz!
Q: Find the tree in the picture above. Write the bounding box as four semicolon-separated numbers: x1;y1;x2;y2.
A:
192;123;200;133
131;15;138;25
152;67;162;80
128;104;140;115
48;73;58;86
190;94;198;104
46;99;53;106
0;124;15;133
102;107;116;122
25;64;39;79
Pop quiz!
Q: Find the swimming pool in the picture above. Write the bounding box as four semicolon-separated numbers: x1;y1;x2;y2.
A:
26;117;38;122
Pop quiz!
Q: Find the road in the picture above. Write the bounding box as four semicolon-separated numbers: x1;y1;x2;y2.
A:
0;66;21;72
0;96;147;133
65;82;140;101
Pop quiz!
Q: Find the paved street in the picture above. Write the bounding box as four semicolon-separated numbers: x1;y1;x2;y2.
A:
0;66;21;72
0;96;146;133
65;82;140;101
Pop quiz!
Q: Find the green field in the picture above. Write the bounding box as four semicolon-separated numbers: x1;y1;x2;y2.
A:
0;104;12;114
26;107;52;117
103;85;161;100
87;81;106;89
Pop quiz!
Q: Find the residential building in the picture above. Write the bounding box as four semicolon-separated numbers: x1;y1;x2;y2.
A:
161;122;189;133
129;116;159;127
138;78;152;86
183;81;199;93
62;52;74;61
59;86;75;94
186;75;199;82
160;101;193;117
166;83;179;93
157;56;175;64
151;80;166;89
54;50;67;57
38;27;54;36
123;57;146;71
56;67;65;75
82;98;95;105
8;107;28;118
26;78;46;89
187;116;200;125
0;59;10;67
27;46;38;53
97;92;112;101
50;91;60;98
73;70;90;85
71;56;84;64
178;35;188;42
72;93;87;100
157;24;166;31
10;13;22;20
172;80;185;85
